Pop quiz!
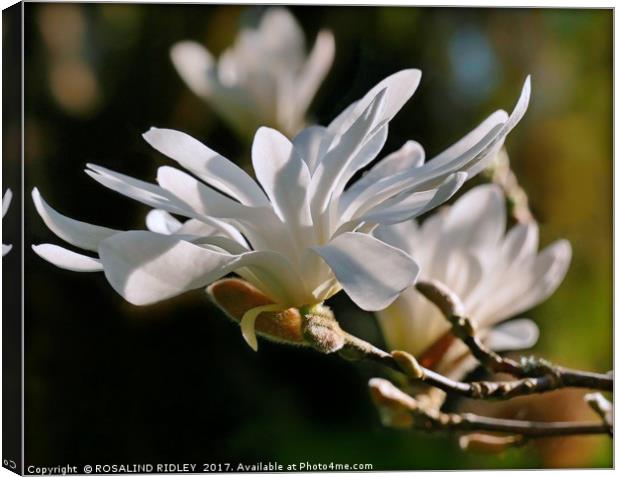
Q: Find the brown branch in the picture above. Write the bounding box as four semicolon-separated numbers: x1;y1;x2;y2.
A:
369;378;610;438
415;279;612;392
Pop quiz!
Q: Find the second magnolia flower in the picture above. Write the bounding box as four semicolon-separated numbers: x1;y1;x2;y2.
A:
32;69;530;350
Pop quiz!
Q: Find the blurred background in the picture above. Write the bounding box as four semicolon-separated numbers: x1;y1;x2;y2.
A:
19;3;611;470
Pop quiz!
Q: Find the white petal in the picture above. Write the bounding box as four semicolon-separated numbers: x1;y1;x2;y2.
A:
85;164;198;219
32;244;103;272
98;231;242;305
342;116;506;220
360;172;468;225
292;29;335;121
342;140;425;208
142;128;268;206
258;7;305;66
145;210;182;235
32;188;120;252
251;127;312;228
309;90;387;234
156;166;265;221
373;221;420;257
98;231;307;306
502;239;572;318
3;188;12;218
441;184;506;250
477;240;572;326
170;41;214;99
313;232;419;311
485;318;539;352
3;244;12;256
501;222;539;265
423;110;508;173
292;126;334;174
328;69;421;136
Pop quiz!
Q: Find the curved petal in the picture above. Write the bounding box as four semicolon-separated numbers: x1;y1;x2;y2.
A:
360;172;468;225
309;90;387;235
146;209;182;235
293;29;335;121
373;220;420;257
251;127;312;228
156;165;267;221
98;231;307;307
32;244;103;272
85;164;199;219
485;318;539;352
342;140;425;211
98;231;243;305
441;184;506;250
143;128;268;206
328;69;421;136
3;188;12;218
313;232;419;311
32;188;120;252
341;115;506;220
3;244;12;256
292;126;334;174
170;41;214;99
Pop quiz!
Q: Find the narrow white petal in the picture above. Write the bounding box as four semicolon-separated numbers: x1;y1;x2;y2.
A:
3;189;12;217
85;164;198;219
251;127;312;228
503;239;572;318
98;231;306;307
328;69;421;136
32;244;103;272
3;244;13;256
99;231;241;305
156;166;266;221
309;90;387;234
170;41;214;99
145;210;182;235
292;29;335;121
442;184;506;249
373;220;420;257
501;222;539;265
343;140;425;208
485;318;539;352
342;116;506;220
360;172;468;225
143;127;268;206
32;188;119;252
313;232;419;311
292;126;334;174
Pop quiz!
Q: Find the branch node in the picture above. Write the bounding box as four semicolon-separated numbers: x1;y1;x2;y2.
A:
392;350;425;380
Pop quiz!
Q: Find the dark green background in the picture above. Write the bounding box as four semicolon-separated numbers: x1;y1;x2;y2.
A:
20;3;612;470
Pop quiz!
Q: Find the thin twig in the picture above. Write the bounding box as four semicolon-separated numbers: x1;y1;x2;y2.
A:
369;378;610;438
483;148;534;224
415;279;612;392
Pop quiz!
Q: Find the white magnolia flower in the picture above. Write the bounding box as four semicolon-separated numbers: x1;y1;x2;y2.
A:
171;7;335;137
375;183;572;388
32;70;529;350
3;189;12;256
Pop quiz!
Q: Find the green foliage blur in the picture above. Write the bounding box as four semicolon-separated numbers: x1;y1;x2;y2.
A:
23;3;611;469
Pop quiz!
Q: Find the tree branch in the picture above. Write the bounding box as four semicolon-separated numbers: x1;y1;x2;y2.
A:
369;378;610;438
415;279;612;392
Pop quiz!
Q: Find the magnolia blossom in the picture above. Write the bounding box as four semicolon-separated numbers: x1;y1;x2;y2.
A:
171;7;335;137
375;183;572;393
3;189;12;256
32;70;529;350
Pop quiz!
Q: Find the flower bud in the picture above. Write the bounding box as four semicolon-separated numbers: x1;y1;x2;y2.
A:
207;278;305;346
